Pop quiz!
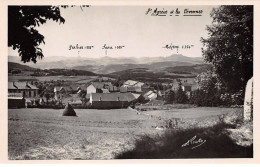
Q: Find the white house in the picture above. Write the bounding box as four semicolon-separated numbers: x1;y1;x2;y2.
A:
171;78;199;92
87;82;112;94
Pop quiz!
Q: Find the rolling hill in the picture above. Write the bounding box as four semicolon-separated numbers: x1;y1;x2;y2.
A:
164;64;213;74
107;64;212;83
8;62;37;71
8;54;205;74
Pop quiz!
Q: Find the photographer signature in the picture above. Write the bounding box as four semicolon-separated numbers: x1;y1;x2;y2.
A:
181;136;206;149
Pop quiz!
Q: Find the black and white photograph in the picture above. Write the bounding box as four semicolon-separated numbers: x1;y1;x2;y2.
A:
4;3;255;161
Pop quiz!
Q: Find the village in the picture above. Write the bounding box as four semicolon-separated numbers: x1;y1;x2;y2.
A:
8;75;199;110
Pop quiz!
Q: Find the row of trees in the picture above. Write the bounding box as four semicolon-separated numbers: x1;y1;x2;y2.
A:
166;83;188;104
166;70;244;106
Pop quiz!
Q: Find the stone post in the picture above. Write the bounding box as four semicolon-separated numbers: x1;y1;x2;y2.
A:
243;77;253;121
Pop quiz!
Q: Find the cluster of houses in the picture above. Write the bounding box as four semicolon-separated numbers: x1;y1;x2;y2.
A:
8;77;200;109
8;81;39;108
170;78;199;98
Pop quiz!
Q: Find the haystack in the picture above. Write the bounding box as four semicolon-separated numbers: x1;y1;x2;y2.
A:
62;103;77;116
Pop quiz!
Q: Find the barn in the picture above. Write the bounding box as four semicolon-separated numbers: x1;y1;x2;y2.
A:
89;92;139;109
8;97;26;108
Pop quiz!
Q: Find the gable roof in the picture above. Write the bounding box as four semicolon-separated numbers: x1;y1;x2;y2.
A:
131;93;141;99
91;92;137;102
91;82;112;89
144;90;154;97
70;85;81;91
123;80;144;87
8;82;38;90
148;92;157;99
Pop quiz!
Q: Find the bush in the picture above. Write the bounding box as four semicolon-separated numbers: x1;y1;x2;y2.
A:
115;122;252;159
189;89;222;107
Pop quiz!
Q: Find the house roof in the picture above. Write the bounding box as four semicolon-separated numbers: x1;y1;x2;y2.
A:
148;92;157;99
70;85;81;91
91;82;112;89
120;87;127;93
123;80;144;87
127;86;142;92
91;92;137;102
8;82;38;90
8;97;24;100
144;90;154;97
131;93;141;99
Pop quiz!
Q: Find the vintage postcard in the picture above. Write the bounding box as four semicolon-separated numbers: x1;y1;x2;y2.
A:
0;0;260;164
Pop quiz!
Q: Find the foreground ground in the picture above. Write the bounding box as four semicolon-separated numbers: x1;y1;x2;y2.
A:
8;107;244;160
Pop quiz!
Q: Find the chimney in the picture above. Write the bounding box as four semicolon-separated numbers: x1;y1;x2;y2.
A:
26;81;31;89
99;97;102;101
13;82;17;89
117;97;120;101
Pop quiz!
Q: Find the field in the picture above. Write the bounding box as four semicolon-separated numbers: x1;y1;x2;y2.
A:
8;107;242;160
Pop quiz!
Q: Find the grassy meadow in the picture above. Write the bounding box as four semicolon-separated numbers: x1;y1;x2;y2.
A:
8;107;250;160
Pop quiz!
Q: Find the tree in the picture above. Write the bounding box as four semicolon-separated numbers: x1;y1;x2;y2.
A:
189;89;204;106
43;91;50;104
201;6;253;94
195;71;220;93
113;76;124;87
193;71;222;106
8;6;65;63
175;82;188;104
166;90;175;104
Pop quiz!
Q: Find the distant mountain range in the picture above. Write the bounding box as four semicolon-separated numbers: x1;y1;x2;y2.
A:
8;54;205;74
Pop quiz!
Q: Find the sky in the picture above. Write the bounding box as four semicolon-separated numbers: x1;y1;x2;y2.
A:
9;5;217;59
